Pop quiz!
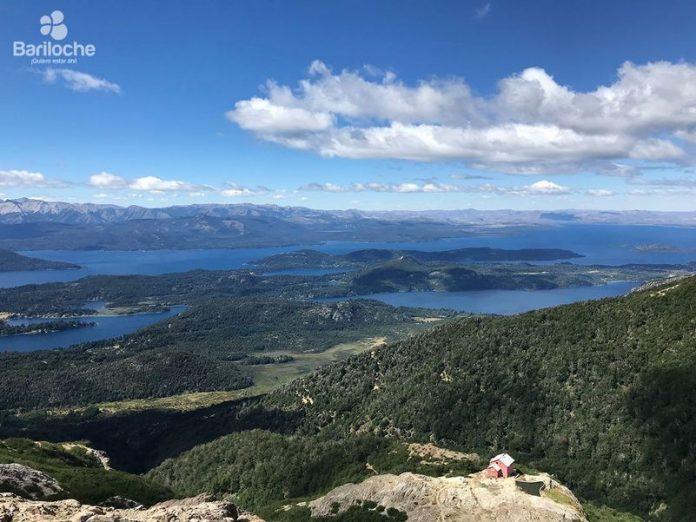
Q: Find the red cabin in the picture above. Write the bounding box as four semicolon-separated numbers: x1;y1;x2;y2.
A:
485;453;515;478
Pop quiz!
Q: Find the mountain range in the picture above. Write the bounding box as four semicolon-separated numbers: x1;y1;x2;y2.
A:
2;198;696;226
1;198;695;251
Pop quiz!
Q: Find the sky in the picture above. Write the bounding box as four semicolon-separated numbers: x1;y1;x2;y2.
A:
1;0;696;211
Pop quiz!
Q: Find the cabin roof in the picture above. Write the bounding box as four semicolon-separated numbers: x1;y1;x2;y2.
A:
490;453;514;467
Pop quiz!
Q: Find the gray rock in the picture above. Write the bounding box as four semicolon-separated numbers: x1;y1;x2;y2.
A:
0;464;63;500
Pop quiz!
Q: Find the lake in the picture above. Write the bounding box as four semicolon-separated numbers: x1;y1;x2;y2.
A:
326;281;640;315
0;306;186;353
1;224;695;288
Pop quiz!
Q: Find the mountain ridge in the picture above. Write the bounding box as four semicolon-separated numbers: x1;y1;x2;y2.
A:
2;198;696;226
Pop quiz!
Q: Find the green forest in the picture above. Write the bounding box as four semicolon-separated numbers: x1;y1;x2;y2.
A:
140;276;696;520
1;268;694;519
0;298;444;409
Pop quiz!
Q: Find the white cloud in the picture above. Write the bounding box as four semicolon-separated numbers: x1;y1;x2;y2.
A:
220;184;272;197
89;172;128;188
0;169;48;187
523;180;570;195
227;60;696;173
42;68;121;93
221;187;255;197
89;173;213;194
129;176;197;192
227;98;332;134
587;189;615;197
300;179;573;196
675;129;696;143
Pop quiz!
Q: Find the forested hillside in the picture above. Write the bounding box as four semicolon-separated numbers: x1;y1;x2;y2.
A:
0;299;443;410
257;276;696;518
255;247;582;269
4;276;695;519
147;276;694;519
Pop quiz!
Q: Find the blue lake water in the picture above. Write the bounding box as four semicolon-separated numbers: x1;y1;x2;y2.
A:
324;281;639;315
1;225;695;288
0;306;186;353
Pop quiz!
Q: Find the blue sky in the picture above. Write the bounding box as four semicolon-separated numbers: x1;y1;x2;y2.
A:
1;0;696;210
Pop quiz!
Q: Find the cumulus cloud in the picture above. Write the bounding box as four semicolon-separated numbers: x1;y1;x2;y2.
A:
0;169;49;187
89;172;213;193
87;172;276;198
128;176;199;192
523;180;570;195
300;179;573;196
42;68;121;93
89;172;128;189
227;98;333;134
227;60;696;173
675;129;696;143
220;184;266;197
586;189;616;197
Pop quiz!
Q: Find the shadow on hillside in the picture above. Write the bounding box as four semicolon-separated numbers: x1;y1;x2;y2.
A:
626;357;696;518
0;397;303;473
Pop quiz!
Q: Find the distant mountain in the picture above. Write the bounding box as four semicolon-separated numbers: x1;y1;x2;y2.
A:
3;198;696;227
0;250;80;272
0;198;170;225
0;199;468;250
363;208;696;226
1;198;694;251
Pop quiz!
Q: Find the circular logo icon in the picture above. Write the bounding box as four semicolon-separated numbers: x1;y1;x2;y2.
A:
40;10;68;41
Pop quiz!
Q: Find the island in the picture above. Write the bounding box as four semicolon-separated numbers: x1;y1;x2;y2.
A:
253;247;583;270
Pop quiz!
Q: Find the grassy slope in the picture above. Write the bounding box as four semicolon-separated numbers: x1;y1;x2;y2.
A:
61;336;387;415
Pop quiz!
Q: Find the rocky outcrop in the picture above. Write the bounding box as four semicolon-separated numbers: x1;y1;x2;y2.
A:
0;464;63;500
308;471;586;521
0;493;264;522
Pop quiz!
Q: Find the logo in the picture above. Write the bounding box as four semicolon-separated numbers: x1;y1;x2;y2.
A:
40;10;68;41
12;9;96;64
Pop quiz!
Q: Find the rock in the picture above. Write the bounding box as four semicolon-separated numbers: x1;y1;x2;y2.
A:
0;493;264;521
0;464;63;500
308;471;587;521
99;496;142;509
406;442;480;463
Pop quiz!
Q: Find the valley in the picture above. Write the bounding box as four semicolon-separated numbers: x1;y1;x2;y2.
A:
1;276;693;520
0;222;694;521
